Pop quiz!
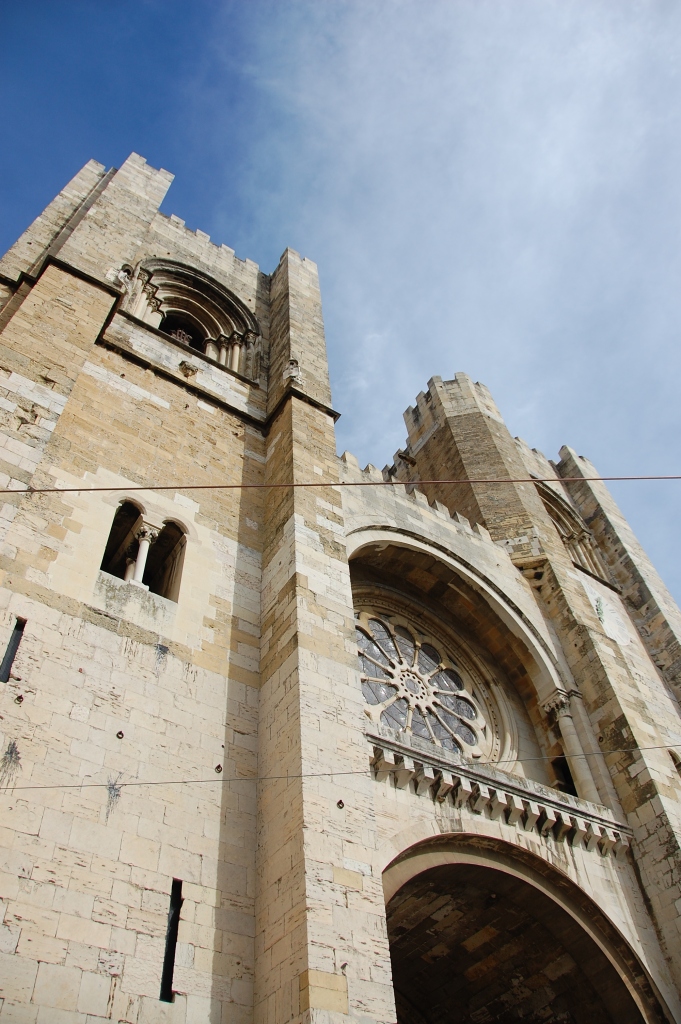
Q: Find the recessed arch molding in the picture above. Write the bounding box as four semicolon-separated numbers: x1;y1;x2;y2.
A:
383;834;674;1024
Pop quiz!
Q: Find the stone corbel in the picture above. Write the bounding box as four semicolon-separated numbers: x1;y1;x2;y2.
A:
284;358;302;383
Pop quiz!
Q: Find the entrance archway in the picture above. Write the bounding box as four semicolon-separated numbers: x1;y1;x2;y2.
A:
383;838;671;1024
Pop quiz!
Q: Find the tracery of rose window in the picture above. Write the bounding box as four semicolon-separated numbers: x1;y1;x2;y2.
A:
356;611;492;759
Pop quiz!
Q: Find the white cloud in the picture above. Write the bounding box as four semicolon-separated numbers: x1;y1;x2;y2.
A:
198;0;681;597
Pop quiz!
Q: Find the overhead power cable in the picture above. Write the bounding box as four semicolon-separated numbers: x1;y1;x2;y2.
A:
1;474;681;497
4;743;680;792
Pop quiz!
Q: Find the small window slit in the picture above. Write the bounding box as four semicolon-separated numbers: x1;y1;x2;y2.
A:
0;618;26;683
160;878;183;1002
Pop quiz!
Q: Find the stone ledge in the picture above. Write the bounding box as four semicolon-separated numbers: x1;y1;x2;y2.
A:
368;734;631;859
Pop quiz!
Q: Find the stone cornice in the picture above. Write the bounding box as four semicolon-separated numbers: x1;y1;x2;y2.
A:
367;732;631;859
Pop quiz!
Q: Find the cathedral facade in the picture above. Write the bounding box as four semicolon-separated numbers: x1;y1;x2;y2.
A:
0;153;680;1023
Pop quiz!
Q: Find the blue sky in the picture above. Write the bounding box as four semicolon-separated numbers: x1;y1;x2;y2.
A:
2;1;681;599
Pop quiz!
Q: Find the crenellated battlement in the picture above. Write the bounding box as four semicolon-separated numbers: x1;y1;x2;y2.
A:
340;448;495;544
151;209;261;272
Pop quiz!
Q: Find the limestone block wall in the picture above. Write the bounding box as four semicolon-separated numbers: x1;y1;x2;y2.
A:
0;153;272;1021
0;591;257;1022
1;150;681;1022
0;158;108;285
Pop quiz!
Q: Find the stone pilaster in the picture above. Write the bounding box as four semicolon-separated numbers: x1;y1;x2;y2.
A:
256;255;394;1023
267;249;333;414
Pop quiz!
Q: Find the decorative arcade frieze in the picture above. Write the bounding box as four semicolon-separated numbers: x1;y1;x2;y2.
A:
368;733;631;859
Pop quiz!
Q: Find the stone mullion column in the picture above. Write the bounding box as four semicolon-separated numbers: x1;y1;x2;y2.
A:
256;396;395;1024
567;687;623;814
131;524;157;586
544;692;601;805
229;332;243;373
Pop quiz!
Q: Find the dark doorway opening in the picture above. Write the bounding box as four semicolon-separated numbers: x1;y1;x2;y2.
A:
387;863;646;1024
551;754;578;797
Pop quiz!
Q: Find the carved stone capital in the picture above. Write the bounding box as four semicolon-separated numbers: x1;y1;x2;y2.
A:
543;691;571;719
136;525;159;544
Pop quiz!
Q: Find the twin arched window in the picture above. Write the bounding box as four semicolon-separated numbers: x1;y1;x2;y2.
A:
536;480;610;582
100;501;186;603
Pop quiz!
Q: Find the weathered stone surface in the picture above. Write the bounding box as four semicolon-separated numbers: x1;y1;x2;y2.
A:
0;155;679;1024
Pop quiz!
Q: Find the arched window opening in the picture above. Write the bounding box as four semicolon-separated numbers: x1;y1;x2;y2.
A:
124;260;263;381
159;312;205;352
551;753;578;796
142;522;186;603
670;749;681;778
535;480;610;583
100;504;186;603
100;501;143;579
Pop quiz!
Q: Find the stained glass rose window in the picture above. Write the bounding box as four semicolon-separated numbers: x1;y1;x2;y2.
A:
356;611;490;758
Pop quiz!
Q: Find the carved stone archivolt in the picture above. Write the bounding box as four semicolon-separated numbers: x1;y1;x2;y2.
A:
124;259;263;381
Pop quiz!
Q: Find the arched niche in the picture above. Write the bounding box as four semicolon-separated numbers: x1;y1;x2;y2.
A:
144;519;187;603
348;531;569;787
348;531;564;702
383;834;674;1024
100;499;144;579
124;258;263;379
535;478;610;582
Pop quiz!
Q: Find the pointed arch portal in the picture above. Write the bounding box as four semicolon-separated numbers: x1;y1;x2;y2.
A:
383;838;671;1024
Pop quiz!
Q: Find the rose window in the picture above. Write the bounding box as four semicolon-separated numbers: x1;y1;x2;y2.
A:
356;612;491;758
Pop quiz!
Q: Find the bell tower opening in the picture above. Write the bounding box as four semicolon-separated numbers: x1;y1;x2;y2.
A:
387;863;648;1024
159;312;206;351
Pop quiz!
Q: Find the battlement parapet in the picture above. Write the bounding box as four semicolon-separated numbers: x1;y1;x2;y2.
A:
339;451;506;550
152;210;262;273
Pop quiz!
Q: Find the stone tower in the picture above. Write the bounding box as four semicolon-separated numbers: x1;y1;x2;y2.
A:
0;153;679;1023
